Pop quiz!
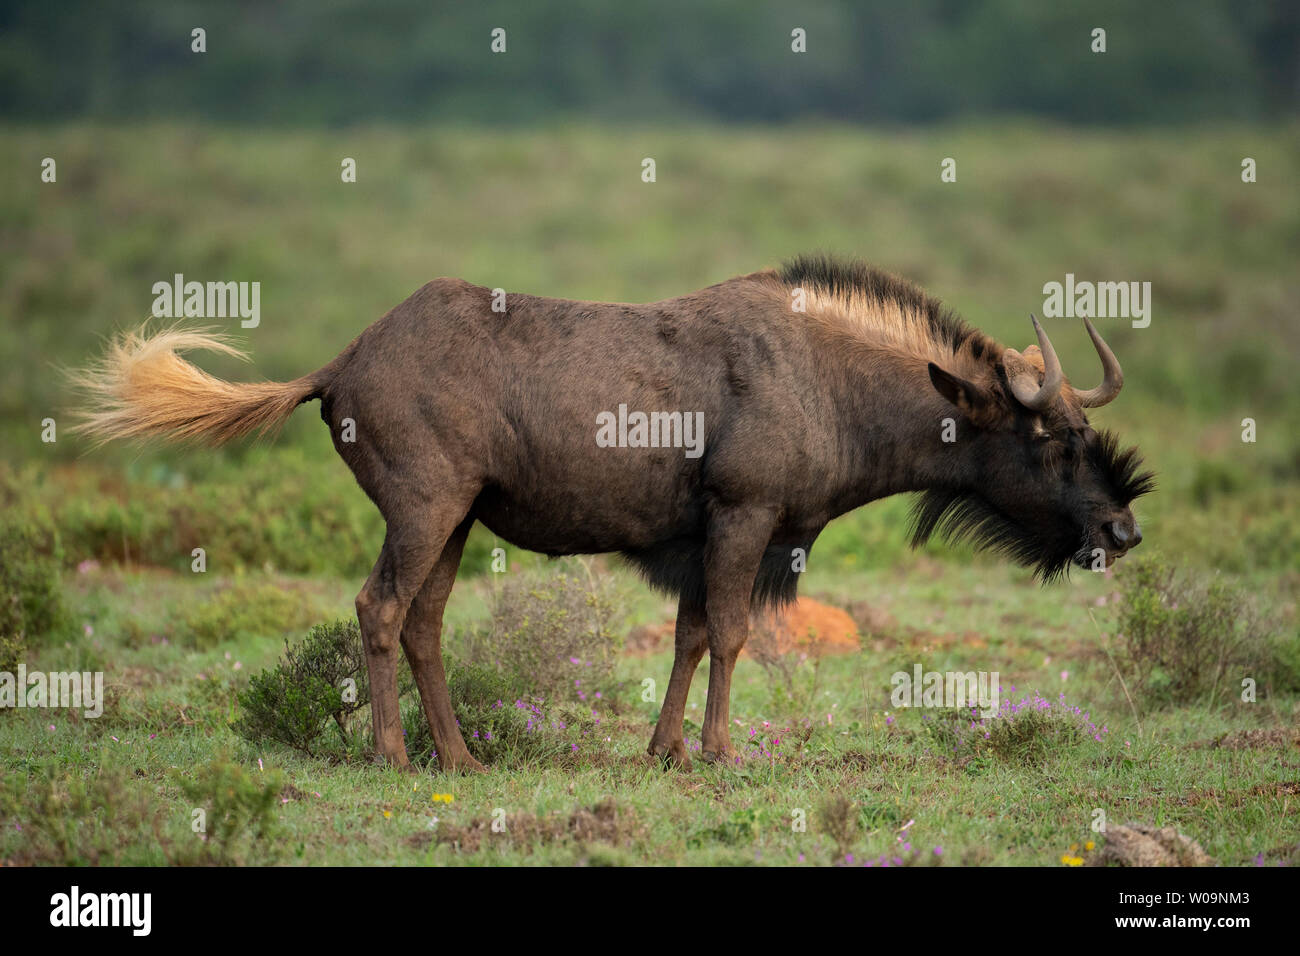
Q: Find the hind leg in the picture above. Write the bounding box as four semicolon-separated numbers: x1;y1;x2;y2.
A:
647;596;706;769
699;505;776;763
356;501;472;770
400;516;485;774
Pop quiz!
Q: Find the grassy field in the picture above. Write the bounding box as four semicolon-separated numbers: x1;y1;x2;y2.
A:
1;122;1298;866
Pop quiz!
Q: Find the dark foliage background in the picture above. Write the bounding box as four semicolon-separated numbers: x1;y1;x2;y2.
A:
2;0;1296;125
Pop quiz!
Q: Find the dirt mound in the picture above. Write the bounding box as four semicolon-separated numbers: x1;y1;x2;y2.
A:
1251;781;1300;797
1197;728;1300;751
432;798;632;854
1089;823;1214;867
747;598;860;657
566;797;625;842
625;598;862;657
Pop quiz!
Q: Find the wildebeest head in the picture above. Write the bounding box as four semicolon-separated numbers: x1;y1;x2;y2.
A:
915;315;1154;581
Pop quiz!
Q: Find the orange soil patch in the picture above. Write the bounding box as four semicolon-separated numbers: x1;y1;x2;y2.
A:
625;598;863;657
748;598;861;657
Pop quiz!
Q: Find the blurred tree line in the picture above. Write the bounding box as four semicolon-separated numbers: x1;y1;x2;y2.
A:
1;0;1295;124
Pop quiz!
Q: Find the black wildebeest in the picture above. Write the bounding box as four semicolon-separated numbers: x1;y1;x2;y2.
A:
73;255;1153;772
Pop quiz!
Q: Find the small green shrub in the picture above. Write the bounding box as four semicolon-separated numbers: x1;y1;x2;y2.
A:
0;508;69;658
1112;554;1299;707
0;767;164;865
233;619;369;756
403;658;593;767
234;562;628;765
817;793;858;858
176;755;283;864
0;633;24;674
236;615;599;767
924;691;1108;763
457;561;624;704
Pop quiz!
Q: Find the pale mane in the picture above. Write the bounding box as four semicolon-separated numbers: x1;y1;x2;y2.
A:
771;254;999;377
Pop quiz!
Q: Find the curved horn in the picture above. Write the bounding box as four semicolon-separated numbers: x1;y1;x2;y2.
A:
1074;317;1124;408
1005;314;1063;411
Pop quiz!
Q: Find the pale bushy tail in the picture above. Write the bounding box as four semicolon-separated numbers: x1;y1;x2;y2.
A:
69;326;321;446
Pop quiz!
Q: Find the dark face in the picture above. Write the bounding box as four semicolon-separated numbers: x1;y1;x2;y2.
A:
919;360;1154;581
975;406;1154;576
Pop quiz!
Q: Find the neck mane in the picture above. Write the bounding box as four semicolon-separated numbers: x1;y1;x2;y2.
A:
771;253;1002;383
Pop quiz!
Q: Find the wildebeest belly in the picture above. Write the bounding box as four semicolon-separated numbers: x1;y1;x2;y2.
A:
471;456;707;555
471;467;824;609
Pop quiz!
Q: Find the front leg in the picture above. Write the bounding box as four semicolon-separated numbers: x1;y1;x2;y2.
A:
647;597;707;768
699;504;778;763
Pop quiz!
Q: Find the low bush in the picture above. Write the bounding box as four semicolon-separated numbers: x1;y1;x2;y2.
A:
0;766;213;865
924;691;1109;763
175;756;283;865
233;619;369;756
456;561;625;704
403;661;589;767
0;507;69;668
1111;554;1299;707
235;611;606;768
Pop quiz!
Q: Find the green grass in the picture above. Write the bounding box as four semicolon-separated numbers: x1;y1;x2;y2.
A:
1;560;1296;866
0;120;1297;865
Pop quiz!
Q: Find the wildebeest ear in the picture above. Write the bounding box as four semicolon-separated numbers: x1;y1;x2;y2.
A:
928;362;1004;427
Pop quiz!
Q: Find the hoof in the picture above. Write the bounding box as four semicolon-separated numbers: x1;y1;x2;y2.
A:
648;738;692;771
699;747;736;765
440;752;488;775
377;751;414;772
